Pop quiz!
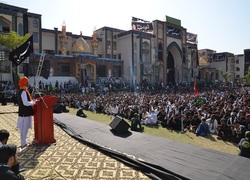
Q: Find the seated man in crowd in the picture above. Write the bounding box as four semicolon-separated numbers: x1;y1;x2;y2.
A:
157;108;167;127
238;131;250;158
206;114;218;134
0;144;24;179
143;108;158;125
0;129;9;147
130;113;143;132
168;114;182;131
195;117;210;137
76;106;87;118
190;114;201;133
243;113;250;131
231;121;246;143
217;118;231;141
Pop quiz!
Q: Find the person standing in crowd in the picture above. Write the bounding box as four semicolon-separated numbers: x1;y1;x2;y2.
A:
17;76;37;148
238;131;250;158
0;129;10;147
0;144;25;179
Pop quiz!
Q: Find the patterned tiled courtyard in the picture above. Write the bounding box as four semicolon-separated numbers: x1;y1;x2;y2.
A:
0;104;150;180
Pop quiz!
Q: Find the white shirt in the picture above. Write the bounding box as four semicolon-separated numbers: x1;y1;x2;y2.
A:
206;118;218;134
21;89;36;106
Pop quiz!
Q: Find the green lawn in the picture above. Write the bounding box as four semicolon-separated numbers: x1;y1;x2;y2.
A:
69;108;239;155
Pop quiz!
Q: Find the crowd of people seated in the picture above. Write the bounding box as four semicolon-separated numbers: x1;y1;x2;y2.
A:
49;84;250;144
1;80;250;158
3;78;250;144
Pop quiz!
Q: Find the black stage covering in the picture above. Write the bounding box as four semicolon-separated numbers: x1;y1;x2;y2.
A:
53;113;250;180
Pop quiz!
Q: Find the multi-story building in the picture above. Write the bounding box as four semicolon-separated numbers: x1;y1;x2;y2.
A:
244;49;250;75
0;3;203;88
234;54;244;84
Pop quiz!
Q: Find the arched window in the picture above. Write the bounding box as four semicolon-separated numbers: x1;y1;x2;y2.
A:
18;23;23;35
158;43;163;61
33;20;38;28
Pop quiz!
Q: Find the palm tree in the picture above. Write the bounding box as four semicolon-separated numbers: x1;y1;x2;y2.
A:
219;68;232;86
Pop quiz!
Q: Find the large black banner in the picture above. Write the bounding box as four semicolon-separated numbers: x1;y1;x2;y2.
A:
213;53;225;62
186;32;197;44
9;35;33;66
132;17;153;34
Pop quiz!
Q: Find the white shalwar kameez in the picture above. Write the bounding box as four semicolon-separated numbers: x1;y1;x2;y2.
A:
17;90;35;147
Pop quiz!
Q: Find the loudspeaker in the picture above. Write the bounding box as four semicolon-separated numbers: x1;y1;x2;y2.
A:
41;60;50;79
53;104;63;113
109;116;130;134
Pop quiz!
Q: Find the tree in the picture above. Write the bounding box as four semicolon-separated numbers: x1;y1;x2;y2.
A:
0;31;31;86
219;68;232;86
243;66;250;85
0;31;30;49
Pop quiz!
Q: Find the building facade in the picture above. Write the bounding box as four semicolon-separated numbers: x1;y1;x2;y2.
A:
3;2;247;89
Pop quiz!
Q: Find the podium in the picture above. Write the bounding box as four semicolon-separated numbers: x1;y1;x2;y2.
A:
33;95;57;145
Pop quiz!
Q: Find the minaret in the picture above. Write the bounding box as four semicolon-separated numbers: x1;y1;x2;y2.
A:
59;20;68;55
62;20;66;36
91;27;98;55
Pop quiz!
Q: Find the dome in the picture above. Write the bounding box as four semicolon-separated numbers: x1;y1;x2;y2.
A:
71;35;91;54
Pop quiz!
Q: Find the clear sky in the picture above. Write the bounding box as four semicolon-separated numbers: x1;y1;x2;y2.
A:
1;0;249;54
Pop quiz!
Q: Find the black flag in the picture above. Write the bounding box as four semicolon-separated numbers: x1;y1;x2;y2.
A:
9;35;33;66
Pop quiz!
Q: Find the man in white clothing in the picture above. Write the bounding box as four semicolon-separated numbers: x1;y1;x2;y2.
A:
206;114;218;134
17;76;37;148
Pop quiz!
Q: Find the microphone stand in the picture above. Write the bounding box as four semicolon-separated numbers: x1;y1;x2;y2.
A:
32;86;48;109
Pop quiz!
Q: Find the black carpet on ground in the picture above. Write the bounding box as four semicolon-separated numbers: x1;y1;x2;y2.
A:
53;113;250;180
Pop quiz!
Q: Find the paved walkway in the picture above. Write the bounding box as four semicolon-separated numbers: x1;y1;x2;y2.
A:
0;104;150;180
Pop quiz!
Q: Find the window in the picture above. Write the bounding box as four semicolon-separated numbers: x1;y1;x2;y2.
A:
33;32;39;43
236;67;240;71
118;53;121;59
113;42;117;50
98;65;106;77
0;51;5;61
158;43;163;60
142;54;146;63
236;59;239;64
33;20;38;28
107;31;112;39
134;42;137;50
113;55;116;59
0;20;10;33
134;53;137;63
62;65;69;73
18;23;23;36
107;54;111;58
142;41;149;50
107;41;111;49
183;48;186;63
113;66;121;77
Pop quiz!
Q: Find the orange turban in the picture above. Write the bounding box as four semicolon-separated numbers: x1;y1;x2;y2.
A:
18;76;29;87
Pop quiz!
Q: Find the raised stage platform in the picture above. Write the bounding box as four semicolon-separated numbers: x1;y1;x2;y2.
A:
53;113;250;180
